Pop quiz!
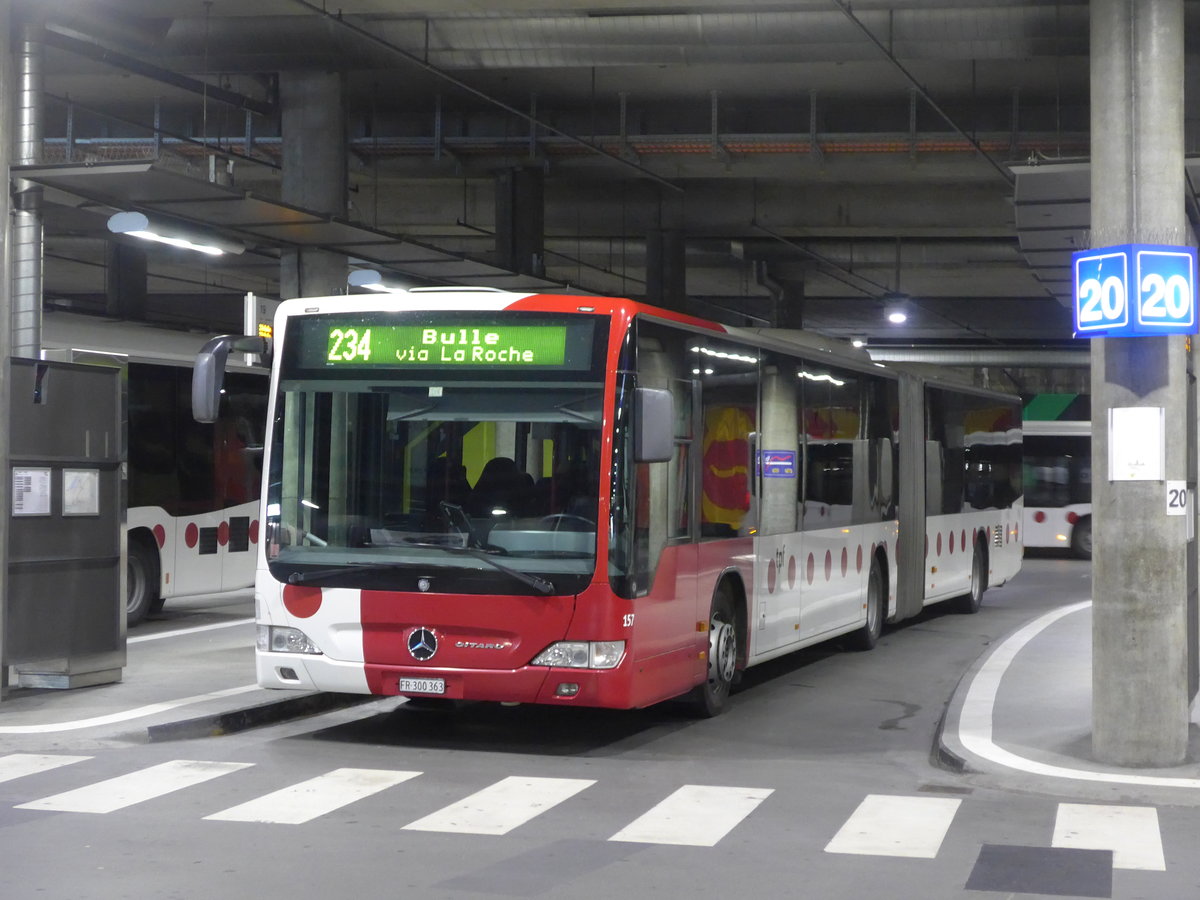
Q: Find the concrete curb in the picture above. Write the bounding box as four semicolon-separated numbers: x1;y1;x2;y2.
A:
147;691;375;741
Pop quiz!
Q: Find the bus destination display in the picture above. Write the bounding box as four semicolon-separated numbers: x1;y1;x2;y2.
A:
324;323;568;367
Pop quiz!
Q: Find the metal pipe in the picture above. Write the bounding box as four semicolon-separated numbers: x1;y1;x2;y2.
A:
40;27;275;117
12;23;44;360
831;0;1016;188
287;0;684;194
867;348;1088;367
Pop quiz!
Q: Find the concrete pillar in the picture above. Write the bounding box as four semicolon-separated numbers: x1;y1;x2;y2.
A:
645;229;686;313
1;0;14;696
495;167;544;276
104;243;147;320
1090;0;1190;766
279;71;347;299
757;262;804;328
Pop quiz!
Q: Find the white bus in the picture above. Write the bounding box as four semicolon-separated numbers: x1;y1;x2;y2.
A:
43;311;269;624
194;290;1024;714
1022;418;1092;558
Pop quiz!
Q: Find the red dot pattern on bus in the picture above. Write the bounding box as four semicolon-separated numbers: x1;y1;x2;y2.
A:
771;542;880;593
176;519;260;550
153;524;166;548
283;584;322;618
758;525;1020;596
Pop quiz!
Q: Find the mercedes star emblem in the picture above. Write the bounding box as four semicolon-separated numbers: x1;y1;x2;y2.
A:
407;627;438;661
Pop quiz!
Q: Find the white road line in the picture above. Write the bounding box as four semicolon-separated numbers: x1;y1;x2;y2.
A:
0;754;92;784
0;684;261;734
824;794;961;859
956;600;1200;789
15;760;252;814
128;618;254;643
1053;803;1166;871
205;768;420;824
609;785;773;847
403;776;595;836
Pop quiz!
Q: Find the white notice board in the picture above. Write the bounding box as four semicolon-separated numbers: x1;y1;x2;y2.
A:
12;467;51;515
1109;407;1165;481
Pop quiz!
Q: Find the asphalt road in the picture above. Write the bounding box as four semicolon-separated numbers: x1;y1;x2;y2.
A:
2;558;1196;899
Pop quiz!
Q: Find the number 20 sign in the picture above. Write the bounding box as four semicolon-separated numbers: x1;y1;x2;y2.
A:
1073;243;1198;337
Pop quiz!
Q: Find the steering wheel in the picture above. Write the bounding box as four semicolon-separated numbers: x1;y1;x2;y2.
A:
537;514;596;532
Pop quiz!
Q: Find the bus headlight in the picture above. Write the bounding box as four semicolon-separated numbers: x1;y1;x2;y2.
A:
531;641;625;670
257;624;322;655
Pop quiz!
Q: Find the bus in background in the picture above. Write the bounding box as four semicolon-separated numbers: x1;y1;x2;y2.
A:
43;311;269;625
1022;392;1092;558
194;290;1022;715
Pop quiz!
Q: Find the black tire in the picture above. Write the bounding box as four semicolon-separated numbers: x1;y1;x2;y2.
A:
848;559;884;650
957;541;987;614
127;533;161;627
687;584;740;717
1070;517;1092;560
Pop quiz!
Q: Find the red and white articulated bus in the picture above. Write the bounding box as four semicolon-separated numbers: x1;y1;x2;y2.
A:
194;290;1023;715
44;311;269;625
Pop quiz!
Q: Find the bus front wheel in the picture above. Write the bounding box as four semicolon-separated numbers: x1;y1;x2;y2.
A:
687;584;740;717
127;533;161;627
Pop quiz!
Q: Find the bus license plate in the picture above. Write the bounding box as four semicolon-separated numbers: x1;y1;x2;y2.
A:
399;677;445;695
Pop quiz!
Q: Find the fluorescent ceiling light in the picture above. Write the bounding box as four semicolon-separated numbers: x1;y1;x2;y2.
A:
348;269;412;293
107;211;244;256
884;305;908;324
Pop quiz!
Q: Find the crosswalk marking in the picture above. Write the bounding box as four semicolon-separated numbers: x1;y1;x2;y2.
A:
403;776;595;836
0;757;1183;866
205;768;421;824
824;794;961;859
1053;803;1166;871
0;753;91;784
15;760;252;814
608;785;773;847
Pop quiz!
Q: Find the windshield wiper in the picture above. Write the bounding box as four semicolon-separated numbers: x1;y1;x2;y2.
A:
439;501;486;549
284;543;555;595
286;561;408;585
401;540;555;595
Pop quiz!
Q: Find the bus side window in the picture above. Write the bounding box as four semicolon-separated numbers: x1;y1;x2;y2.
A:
633;324;693;585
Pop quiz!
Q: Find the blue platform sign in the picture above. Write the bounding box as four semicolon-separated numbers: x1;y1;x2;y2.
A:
1073;243;1198;337
759;450;796;478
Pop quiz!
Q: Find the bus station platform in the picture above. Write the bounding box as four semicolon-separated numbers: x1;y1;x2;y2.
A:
0;591;371;747
5;581;1200;806
939;596;1200;804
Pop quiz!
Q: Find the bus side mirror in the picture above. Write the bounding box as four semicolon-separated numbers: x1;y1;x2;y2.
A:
192;335;270;423
635;387;674;463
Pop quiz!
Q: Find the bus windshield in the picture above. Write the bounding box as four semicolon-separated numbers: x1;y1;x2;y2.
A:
264;311;607;595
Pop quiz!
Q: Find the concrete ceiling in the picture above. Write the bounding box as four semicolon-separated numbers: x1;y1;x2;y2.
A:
20;0;1200;350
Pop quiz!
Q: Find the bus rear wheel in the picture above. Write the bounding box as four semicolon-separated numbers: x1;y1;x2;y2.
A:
848;559;884;650
687;584;739;717
127;533;161;627
957;541;987;614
